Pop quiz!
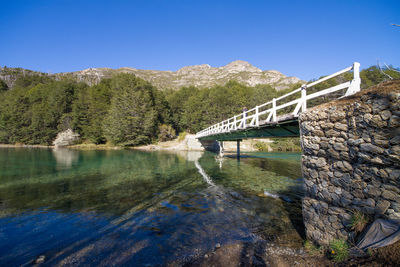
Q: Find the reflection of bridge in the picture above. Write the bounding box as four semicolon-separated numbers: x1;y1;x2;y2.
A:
195;63;361;156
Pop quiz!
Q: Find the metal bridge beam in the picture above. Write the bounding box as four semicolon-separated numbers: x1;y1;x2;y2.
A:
198;120;299;141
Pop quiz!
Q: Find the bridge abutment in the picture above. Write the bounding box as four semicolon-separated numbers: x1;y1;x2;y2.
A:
299;81;400;245
198;139;221;152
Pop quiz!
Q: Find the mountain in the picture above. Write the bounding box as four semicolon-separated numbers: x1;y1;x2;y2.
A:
0;60;303;90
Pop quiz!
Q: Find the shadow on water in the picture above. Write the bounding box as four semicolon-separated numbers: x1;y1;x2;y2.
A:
277;185;306;240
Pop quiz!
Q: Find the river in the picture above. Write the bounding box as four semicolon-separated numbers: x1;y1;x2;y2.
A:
0;148;304;266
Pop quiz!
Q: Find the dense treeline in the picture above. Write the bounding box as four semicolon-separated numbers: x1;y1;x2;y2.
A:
0;65;398;146
0;74;171;146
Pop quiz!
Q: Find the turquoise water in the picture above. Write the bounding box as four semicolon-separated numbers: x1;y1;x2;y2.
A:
0;148;303;266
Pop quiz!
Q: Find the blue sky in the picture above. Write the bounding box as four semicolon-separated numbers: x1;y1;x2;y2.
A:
0;0;399;80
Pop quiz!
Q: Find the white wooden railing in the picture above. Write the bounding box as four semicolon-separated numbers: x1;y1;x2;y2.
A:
196;62;361;138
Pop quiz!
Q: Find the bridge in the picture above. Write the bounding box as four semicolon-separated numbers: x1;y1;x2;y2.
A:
195;62;361;155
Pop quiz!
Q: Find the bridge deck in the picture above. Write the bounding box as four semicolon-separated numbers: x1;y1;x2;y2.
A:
198;115;299;141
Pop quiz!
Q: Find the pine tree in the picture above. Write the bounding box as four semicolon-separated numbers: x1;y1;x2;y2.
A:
103;74;158;146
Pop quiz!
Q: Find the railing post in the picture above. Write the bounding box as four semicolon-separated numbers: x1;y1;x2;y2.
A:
255;105;259;126
234;116;237;130
301;85;307;112
353;62;360;86
272;98;276;122
346;62;361;96
243;111;247;128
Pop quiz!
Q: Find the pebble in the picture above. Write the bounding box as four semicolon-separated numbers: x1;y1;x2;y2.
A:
35;255;45;264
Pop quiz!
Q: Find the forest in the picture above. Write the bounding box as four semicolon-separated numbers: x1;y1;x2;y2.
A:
0;65;399;146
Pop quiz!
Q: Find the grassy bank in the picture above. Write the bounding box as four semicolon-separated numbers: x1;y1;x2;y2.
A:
253;137;301;152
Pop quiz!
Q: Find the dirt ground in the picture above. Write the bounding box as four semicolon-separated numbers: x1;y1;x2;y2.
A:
345;241;400;267
167;240;400;267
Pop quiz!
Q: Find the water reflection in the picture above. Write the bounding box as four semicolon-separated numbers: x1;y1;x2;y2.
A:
194;160;216;186
0;148;304;266
52;148;79;169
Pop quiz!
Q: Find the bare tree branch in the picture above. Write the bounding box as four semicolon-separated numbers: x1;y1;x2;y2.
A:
377;60;393;80
384;63;400;74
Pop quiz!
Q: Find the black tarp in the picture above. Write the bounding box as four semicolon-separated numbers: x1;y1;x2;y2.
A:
357;219;400;250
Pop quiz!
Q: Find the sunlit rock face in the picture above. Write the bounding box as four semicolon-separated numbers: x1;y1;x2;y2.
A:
53;129;80;147
0;61;303;91
58;60;303;90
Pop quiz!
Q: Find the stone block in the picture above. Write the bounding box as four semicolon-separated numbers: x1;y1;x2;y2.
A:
381;190;399;201
333;143;348;151
390;135;400;145
372;98;390;113
376;200;391;215
370;157;384;165
389;169;400;181
334;122;348;131
326;129;341;137
389;115;400;128
335;161;353;172
370;115;387;128
374;139;389;147
381;110;392;121
360;143;384;154
328;148;341;159
366;185;381;197
391;145;400;155
379;169;389;179
315;157;326;168
328;215;338;223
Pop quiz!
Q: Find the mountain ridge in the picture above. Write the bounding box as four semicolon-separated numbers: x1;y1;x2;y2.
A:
1;60;303;90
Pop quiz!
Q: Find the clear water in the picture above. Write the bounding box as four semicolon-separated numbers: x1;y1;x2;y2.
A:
0;148;304;266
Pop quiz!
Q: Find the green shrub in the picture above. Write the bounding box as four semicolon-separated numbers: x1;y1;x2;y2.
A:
268;137;301;152
253;141;269;151
304;240;323;255
329;239;350;262
177;131;187;142
350;210;369;234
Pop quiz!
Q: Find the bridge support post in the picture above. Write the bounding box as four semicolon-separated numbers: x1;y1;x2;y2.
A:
236;140;240;160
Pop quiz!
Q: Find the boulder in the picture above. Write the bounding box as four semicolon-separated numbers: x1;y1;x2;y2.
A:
53;129;80;147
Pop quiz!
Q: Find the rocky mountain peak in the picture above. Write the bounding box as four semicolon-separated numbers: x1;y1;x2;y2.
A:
222;60;262;73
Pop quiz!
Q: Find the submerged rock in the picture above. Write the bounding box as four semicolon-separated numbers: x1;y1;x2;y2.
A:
35;255;45;264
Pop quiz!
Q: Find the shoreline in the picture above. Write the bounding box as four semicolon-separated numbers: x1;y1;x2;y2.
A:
0;143;296;153
0;136;301;153
0;144;53;148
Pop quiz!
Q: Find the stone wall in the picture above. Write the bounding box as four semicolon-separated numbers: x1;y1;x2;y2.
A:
300;81;400;246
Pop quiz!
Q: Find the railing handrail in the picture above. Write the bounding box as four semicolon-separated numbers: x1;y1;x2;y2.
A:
196;62;360;138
